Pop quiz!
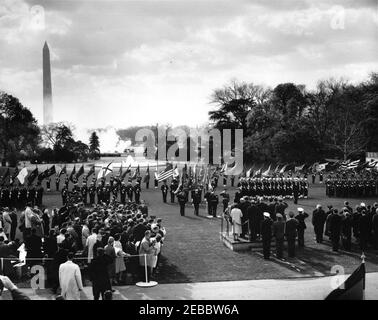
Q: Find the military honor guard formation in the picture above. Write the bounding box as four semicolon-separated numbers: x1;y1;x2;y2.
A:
0;153;377;301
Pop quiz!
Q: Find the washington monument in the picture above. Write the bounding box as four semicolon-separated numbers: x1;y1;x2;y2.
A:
43;41;53;124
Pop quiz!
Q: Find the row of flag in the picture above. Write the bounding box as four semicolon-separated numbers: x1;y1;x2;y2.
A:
2;156;378;186
242;159;378;178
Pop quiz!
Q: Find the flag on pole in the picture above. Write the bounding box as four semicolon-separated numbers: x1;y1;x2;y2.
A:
157;163;174;182
97;162;113;179
220;163;227;175
10;167;19;185
58;165;67;177
279;164;287;174
1;168;10;185
325;258;365;300
75;165;84;180
16;167;28;185
121;164;131;180
254;167;262;177
118;164;123;177
131;164;140;180
274;164;281;173
86;165;95;178
246;168;252;178
27;167;38;185
47;165;56;177
173;164;179;179
69;166;76;182
316;163;328;172
295;164;305;172
262;165;271;177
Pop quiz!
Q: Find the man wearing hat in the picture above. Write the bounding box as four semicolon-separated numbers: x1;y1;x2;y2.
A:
261;212;273;259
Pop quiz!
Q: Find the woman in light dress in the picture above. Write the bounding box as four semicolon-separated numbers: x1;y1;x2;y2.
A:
230;204;243;241
150;234;162;276
113;233;127;283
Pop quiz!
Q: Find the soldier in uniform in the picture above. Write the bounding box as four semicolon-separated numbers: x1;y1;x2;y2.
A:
27;185;35;206
177;190;187;216
134;181;141;204
88;182;96;205
120;182;127;204
230;175;235;187
55;175;60;191
234;186;242;204
46;176;51;192
293;180;299;204
126;180;133;201
220;189;230;213
112;180;119;201
208;190;219;218
35;182;44;206
192;187;201;216
170;179;178;203
104;183;111;204
10;186;18;208
161;180;169;203
81;183;88;205
96;183;102;204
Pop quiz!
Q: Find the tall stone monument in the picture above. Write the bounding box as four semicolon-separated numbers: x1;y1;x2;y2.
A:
43;41;53;124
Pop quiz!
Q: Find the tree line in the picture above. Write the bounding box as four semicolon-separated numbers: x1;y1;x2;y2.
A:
208;73;378;165
0;91;101;166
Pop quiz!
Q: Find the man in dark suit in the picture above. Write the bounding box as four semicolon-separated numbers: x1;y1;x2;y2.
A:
328;209;342;252
89;247;113;300
285;212;298;258
273;214;285;259
134;182;141;204
132;219;148;243
161;181;169;203
312;204;326;243
192;188;201;216
372;208;378;250
177;191;187;217
260;212;273;259
295;208;309;247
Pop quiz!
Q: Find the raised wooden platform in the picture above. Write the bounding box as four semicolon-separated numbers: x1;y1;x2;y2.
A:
220;232;276;252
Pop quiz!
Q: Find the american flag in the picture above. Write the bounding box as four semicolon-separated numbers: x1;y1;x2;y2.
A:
157;163;174;182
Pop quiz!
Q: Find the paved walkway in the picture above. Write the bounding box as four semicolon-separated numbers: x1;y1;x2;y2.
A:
5;272;378;300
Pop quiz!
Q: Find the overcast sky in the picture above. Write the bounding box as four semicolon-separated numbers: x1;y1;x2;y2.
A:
0;0;377;131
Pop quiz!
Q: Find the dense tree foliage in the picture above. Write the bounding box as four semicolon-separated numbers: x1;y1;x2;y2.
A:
89;131;100;160
209;74;378;164
35;122;89;163
0;92;40;166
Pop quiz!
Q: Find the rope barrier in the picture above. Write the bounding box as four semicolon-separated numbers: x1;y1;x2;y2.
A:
0;253;155;261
